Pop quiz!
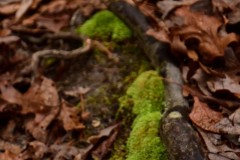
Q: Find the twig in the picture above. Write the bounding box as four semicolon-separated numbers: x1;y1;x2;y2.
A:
92;40;119;63
22;38;92;76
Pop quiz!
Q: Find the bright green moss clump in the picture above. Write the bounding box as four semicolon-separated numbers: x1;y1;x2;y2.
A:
119;71;167;160
76;10;132;42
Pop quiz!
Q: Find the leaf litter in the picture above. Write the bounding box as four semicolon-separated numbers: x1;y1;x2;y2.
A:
4;0;240;159
133;0;240;159
0;0;131;159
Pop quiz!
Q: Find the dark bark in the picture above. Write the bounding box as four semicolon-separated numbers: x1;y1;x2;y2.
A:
161;62;207;160
109;1;173;68
109;1;207;159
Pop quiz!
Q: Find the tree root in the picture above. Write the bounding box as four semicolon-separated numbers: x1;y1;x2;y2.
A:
21;38;92;77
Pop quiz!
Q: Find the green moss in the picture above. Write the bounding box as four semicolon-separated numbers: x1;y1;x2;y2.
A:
118;71;167;160
127;112;167;160
120;71;165;114
76;10;132;42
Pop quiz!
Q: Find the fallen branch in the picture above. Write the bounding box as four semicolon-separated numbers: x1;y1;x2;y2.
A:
21;38;92;76
109;1;207;159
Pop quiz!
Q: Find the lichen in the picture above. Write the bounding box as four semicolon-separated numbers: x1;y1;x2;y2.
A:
118;71;168;160
76;10;132;42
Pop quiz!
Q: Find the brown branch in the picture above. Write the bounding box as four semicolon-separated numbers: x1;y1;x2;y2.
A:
21;38;92;76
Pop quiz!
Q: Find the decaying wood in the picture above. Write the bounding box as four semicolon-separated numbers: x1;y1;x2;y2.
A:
109;1;206;159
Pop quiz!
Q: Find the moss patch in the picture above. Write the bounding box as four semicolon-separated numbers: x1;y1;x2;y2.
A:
117;71;167;160
76;10;132;42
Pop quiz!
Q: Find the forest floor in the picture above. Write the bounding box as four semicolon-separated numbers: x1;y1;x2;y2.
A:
1;0;240;160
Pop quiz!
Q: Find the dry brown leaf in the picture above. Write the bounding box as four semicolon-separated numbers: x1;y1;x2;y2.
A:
215;108;240;135
0;76;59;114
211;0;240;14
199;62;225;78
198;129;240;160
87;123;120;144
187;50;198;61
49;144;86;160
1;120;16;141
192;68;212;96
0;139;22;155
28;141;47;159
91;129;119;160
207;75;240;99
25;107;59;142
0;150;19;160
15;0;33;21
0;84;23;106
224;47;240;69
209;153;239;160
0;0;21;5
0;76;60;141
171;35;188;56
172;6;238;62
0;3;20;15
36;15;70;32
0;36;19;44
30;0;42;9
39;0;66;14
156;0;198;19
58;100;85;131
189;96;223;132
64;86;91;97
183;85;240;108
21;77;59;114
146;28;170;43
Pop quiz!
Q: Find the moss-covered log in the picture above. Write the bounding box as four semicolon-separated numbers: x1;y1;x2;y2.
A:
109;1;207;160
119;71;167;160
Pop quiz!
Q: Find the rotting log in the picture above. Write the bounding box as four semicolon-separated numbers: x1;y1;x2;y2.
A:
109;1;207;160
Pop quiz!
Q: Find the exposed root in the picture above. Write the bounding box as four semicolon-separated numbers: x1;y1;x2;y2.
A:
21;38;92;77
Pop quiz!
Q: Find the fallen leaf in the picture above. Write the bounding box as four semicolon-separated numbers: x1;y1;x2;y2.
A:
26;141;47;159
0;3;20;15
0;150;19;160
36;15;70;32
91;129;119;160
215;108;240;135
189;96;223;132
198;129;240;160
87;123;120;144
207;75;240;99
15;0;33;21
0;0;21;5
191;68;212;96
1;120;16;141
199;129;240;153
0;76;59;114
39;0;66;14
171;6;238;62
0;36;19;44
0;139;22;154
25;108;59;142
183;85;240;108
64;86;91;97
49;144;85;160
156;0;198;19
58;100;85;131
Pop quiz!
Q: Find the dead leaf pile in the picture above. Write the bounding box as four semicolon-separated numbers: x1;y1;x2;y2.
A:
134;0;240;159
0;0;119;159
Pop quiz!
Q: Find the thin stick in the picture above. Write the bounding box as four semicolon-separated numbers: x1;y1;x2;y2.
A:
22;38;92;76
